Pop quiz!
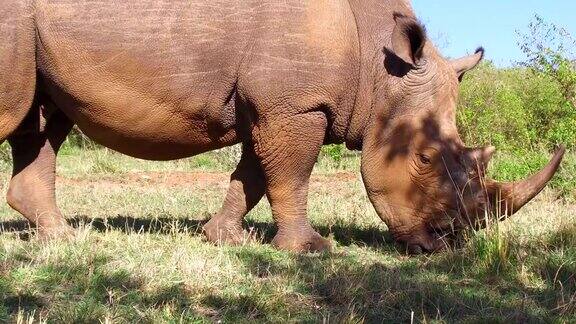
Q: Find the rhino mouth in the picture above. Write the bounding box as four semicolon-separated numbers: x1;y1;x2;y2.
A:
411;203;488;253
420;146;565;253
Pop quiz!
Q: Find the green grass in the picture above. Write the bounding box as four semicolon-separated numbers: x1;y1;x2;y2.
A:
0;146;574;323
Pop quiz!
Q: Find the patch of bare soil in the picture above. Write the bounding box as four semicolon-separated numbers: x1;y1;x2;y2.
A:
57;171;359;189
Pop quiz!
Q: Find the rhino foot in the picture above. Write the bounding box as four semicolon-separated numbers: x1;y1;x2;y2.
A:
35;223;76;242
272;228;332;253
203;217;251;246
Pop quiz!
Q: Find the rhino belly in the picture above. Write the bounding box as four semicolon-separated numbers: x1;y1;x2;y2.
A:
42;77;239;161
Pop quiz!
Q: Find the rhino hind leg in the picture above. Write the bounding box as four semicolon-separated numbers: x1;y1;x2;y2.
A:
254;111;332;253
203;143;265;245
7;102;74;239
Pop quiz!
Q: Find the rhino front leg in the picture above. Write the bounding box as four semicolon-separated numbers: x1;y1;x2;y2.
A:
7;104;74;239
203;143;265;245
254;111;331;253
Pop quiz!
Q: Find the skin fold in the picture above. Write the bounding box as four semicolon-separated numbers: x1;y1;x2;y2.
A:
0;0;564;252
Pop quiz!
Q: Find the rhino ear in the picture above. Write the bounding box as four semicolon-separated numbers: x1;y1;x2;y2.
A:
391;14;426;66
450;47;484;81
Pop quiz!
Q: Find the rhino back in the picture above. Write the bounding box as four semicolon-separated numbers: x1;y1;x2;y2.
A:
34;0;359;159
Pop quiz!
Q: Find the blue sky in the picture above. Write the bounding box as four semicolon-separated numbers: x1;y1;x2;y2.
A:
411;0;576;66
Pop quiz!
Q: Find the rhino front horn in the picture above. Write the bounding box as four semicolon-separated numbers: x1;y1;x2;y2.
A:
486;146;565;217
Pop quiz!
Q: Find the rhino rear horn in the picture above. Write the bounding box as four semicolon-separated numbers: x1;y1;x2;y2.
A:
466;146;495;172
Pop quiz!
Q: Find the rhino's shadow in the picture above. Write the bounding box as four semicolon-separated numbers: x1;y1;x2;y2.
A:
0;215;394;248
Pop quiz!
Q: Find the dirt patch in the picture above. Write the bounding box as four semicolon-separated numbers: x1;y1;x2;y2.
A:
127;171;230;187
57;171;359;189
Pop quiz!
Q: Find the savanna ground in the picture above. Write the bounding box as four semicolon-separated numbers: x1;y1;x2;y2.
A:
0;143;574;323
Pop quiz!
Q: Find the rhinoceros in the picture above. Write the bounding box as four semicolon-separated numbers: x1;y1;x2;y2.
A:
1;0;564;253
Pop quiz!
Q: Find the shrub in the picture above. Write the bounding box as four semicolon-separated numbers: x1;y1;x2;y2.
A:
321;144;345;163
458;63;575;152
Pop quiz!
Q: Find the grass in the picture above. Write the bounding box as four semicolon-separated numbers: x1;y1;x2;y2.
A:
0;144;574;323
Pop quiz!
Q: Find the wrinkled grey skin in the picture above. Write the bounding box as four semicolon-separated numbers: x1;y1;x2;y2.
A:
0;0;563;253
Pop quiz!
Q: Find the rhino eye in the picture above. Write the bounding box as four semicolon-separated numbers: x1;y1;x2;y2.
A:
418;154;431;165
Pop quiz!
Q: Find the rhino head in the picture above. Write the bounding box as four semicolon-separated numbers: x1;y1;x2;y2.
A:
360;15;565;253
